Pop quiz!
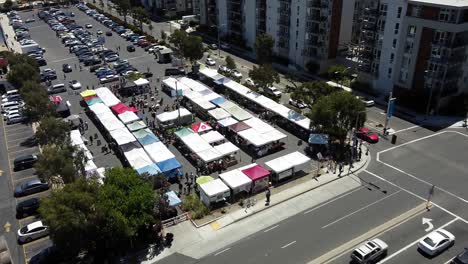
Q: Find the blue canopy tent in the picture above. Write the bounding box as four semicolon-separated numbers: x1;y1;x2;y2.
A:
308;133;329;145
137;163;161;176
86;98;103;106
210;96;226;106
165;190;182;207
157;158;182;178
139;134;159;145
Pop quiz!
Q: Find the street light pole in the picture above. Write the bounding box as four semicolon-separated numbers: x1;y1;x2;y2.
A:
383;92;395;135
217;24;226;58
175;80;180;127
424;70;434;120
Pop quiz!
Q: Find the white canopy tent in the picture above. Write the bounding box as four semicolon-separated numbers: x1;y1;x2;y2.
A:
208;108;231;120
213;142;239;156
190;96;216;110
243;117;275;134
224;105;252;121
134;78;149;86
70;130;84;145
95;87;120;107
109;127;137;146
162;77;191;97
199;179;230;206
200;131;225;144
100;114;125;132
196;148;223;163
265;151;311;180
156;108;192;123
218;117;238;127
178;77;209;92
89;102;111;116
219;170;252;194
123;147;154;170
143;141;176;163
237;128;270;147
180;133;212;153
118;111;140;124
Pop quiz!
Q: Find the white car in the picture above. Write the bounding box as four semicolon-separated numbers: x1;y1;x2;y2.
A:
85;24;93;28
3;109;21;120
7;113;25;125
264;86;282;98
245;78;256;87
418;229;455;256
231;69;242;78
206;58;216;66
104;54;119;62
289;98;308;109
69;80;82;90
351;238;388;264
17;221;49;244
357;96;375;107
218;65;230;74
97;30;103;35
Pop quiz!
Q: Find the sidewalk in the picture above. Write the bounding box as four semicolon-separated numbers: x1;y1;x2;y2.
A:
0;14;23;54
143;152;370;263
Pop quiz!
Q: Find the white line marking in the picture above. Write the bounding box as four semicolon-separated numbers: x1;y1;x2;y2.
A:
263;225;279;233
322;191;401;229
50;57;75;63
304;187;364;215
6;135;34;143
214;248;230;256
378;217;459;263
8;147;38;155
281;241;296;249
444;258;455;264
391;125;420;134
126;55;149;61
364;170;468;225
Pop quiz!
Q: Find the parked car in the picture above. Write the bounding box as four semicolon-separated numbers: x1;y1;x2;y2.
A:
126;45;135;52
289;98;308;109
6;113;25;125
264;86;282;98
208;43;218;50
13;154;38;171
452;248;468;264
418;229;455;256
351;238;388;264
62;63;72;73
357;96;375;107
105;31;112;36
14;179;49;197
17;221;49;244
16;198;40;218
356;127;379;143
206;58;216;66
245;78;256;87
164;68;185;76
85;23;92;28
47;83;66;94
25;18;35;23
69;80;82;90
231;69;242;78
218;65;230;74
96;29;102;35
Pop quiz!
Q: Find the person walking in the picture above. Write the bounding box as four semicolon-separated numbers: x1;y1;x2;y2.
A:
84;121;89;130
265;188;271;206
89;136;93;145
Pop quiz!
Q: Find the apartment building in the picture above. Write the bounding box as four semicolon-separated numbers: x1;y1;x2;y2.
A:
200;0;352;70
351;0;468;110
146;0;194;16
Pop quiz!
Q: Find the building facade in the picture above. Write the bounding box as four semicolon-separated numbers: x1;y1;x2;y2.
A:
146;0;194;16
200;0;352;70
351;0;468;109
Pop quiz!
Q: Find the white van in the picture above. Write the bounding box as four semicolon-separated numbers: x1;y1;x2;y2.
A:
47;83;66;94
2;89;19;99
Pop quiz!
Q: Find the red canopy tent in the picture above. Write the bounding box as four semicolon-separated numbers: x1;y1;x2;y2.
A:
83;95;99;101
229;122;251;133
111;103;138;115
241;164;270;193
191;122;212;133
50;95;63;104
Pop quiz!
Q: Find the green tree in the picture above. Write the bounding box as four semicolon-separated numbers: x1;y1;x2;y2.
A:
131;6;148;31
2;52;38;67
7;63;40;88
19;81;55;122
182;35;204;65
168;29;187;56
307;91;366;139
160;30;167;40
182;193;210;219
225;55;236;70
148;23;154;35
116;0;131;24
327;64;349;83
35;143;86;184
248;64;280;92
35;117;71;146
291;81;336;106
255;33;275;64
3;0;13;11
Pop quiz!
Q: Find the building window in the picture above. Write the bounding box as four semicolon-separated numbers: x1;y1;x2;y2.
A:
399;70;408;83
397;7;402;18
387;67;392;78
379;4;387;16
407;25;416;37
390;53;394;63
392;39;397;48
296;42;298;49
394;23;399;34
431;47;441;58
297;18;299;27
439;8;451;22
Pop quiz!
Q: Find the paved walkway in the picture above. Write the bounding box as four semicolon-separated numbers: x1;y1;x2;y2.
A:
143;151;370;263
0;14;23;54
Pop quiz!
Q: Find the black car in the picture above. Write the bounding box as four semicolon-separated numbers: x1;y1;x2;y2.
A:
29;246;64;264
14;179;49;197
105;31;112;36
164;68;185;76
16;198;40;218
62;63;72;73
452;248;468;264
84;58;102;66
13;154;38;171
127;45;135;52
36;58;47;66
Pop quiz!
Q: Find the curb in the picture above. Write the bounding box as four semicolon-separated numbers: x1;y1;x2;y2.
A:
220;153;371;228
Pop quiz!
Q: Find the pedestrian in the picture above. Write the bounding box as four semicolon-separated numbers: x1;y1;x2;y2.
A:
178;182;183;193
84;121;88;130
358;149;362;161
74;63;77;69
265;188;271;206
190;172;194;182
338;162;343;176
185;172;189;182
89;136;93;145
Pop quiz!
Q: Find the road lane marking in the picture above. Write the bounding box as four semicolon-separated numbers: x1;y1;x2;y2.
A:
304;187;364;215
263;225;279;233
50;57;75;63
364;170;468;225
214;248;230;256
391;125;420;134
281;241;296;249
378;217;459;263
322;190;401;229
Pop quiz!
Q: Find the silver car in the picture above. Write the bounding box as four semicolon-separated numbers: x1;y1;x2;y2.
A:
17;221;49;244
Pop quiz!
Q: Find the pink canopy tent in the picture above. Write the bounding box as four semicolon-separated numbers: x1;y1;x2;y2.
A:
241;165;270;193
191;122;212;133
50;95;63;104
229;122;250;133
112;103;138;115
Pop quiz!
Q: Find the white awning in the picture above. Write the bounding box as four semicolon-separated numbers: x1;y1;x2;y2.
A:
134;78;149;86
199;178;230;197
208;108;231;120
95;87;120;107
109;127;137;146
118;111;140;124
124;147;154;170
200;131;225;144
181;133;212;153
213;142;239;156
197;148;223;162
143;141;176;163
156;108;192;122
89;102;111;115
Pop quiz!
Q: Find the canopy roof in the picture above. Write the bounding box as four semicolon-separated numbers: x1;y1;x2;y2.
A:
95;87;120;107
127;120;147;132
112;103;137;115
162;77;190;94
208;108;231;120
180;133;212;153
196;175;214;185
86;97;103;106
134;78;149;86
213;142;239;156
190;96;216;110
218;117;238;127
156;108;191;122
157;158;181;172
178;77;209;92
224;105;252;121
197;148;223;162
50;95;62;103
199;68;224;81
200;179;230;197
210;96;226;106
165;190;182;207
144;141;175;163
89;102;111;116
133;128;159;145
199;89;221;102
241;164;270;181
70;129;84;146
219;170;252;189
309;133;329;145
136;163;161;176
229;121;250;132
264;151;310;173
100;113;125;132
200;130;224;144
118;111;140;124
174;127;195;138
191;122;212;133
109;127;137;146
282;151;311;167
80;89;96;98
124;147;154;170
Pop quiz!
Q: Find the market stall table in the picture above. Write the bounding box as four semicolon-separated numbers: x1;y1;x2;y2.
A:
241;164;270;193
219;170;252;195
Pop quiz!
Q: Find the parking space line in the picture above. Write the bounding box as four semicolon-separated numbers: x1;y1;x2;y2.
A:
13;175;37;184
8;147;38;155
22;236;50;249
127;55;149;61
50;57;75;63
281;241;296;249
364;170;468;225
6;135;34;144
322;190;401;229
378;217;459;263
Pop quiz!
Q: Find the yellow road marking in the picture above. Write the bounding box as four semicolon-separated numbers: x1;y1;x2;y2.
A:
210;221;221;230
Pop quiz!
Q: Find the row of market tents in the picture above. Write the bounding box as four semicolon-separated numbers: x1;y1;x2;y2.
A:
80;87;183;178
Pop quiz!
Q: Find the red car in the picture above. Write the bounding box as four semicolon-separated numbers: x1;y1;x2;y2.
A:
137;39;150;47
356;128;379;143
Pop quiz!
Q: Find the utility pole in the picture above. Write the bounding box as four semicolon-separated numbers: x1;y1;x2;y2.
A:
383;92;395;136
175;80;180;127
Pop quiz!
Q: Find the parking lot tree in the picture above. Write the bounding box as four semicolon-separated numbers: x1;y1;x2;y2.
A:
2;52;38;68
116;0;131;24
225;55;236;70
7;63;40;89
35;117;71;146
291;81;336;107
327;64;349;83
127;71;145;81
182;35;204;65
35;143;86;184
19;81;55;121
255;33;275;64
307;91;366;140
3;0;13;11
248;64;280;93
131;6;148;31
168;29;187;57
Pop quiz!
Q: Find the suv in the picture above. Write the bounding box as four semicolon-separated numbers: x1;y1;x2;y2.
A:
351;239;388;264
13;154;38;171
16;198;40;218
264;86;282;98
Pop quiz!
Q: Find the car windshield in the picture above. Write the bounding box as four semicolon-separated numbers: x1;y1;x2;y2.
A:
19;226;29;234
352;250;364;260
423;237;436;247
437;231;449;239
